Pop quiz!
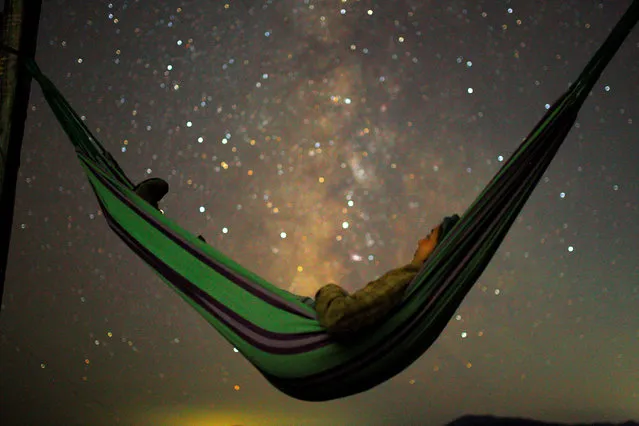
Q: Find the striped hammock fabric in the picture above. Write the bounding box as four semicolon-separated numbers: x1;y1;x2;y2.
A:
16;0;638;401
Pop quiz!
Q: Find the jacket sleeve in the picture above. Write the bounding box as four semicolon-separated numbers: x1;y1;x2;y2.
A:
314;263;421;335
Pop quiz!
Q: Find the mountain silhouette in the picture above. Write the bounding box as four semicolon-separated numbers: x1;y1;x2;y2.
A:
446;415;638;426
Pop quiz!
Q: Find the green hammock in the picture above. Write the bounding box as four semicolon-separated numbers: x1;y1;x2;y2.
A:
14;1;638;401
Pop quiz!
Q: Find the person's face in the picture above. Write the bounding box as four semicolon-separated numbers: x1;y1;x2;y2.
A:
413;225;441;257
421;227;438;244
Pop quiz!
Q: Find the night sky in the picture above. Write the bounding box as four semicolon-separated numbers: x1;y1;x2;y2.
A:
1;1;638;425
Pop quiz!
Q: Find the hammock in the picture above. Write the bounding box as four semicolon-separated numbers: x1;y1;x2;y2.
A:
13;1;638;401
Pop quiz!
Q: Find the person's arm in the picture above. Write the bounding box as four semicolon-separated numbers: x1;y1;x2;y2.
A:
314;263;421;335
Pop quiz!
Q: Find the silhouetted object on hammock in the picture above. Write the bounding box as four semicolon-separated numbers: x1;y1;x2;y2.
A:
133;178;168;210
134;178;206;242
10;0;638;401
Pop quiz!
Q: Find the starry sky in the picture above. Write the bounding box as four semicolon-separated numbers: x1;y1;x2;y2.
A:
1;1;638;425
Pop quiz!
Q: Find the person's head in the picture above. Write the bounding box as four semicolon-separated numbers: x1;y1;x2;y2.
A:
439;214;461;242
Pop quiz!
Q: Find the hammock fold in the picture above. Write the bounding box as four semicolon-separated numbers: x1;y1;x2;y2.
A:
17;0;638;401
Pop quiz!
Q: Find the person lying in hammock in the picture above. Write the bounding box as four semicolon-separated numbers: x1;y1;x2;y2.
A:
134;177;460;337
303;213;459;338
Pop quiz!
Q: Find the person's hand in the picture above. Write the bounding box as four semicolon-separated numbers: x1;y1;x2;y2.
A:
411;224;442;266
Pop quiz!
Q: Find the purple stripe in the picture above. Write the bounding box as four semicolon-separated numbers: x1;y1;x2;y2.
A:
92;193;331;355
81;161;336;355
82;158;317;320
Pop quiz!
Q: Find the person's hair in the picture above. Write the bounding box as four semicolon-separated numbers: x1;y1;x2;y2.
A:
438;214;461;243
